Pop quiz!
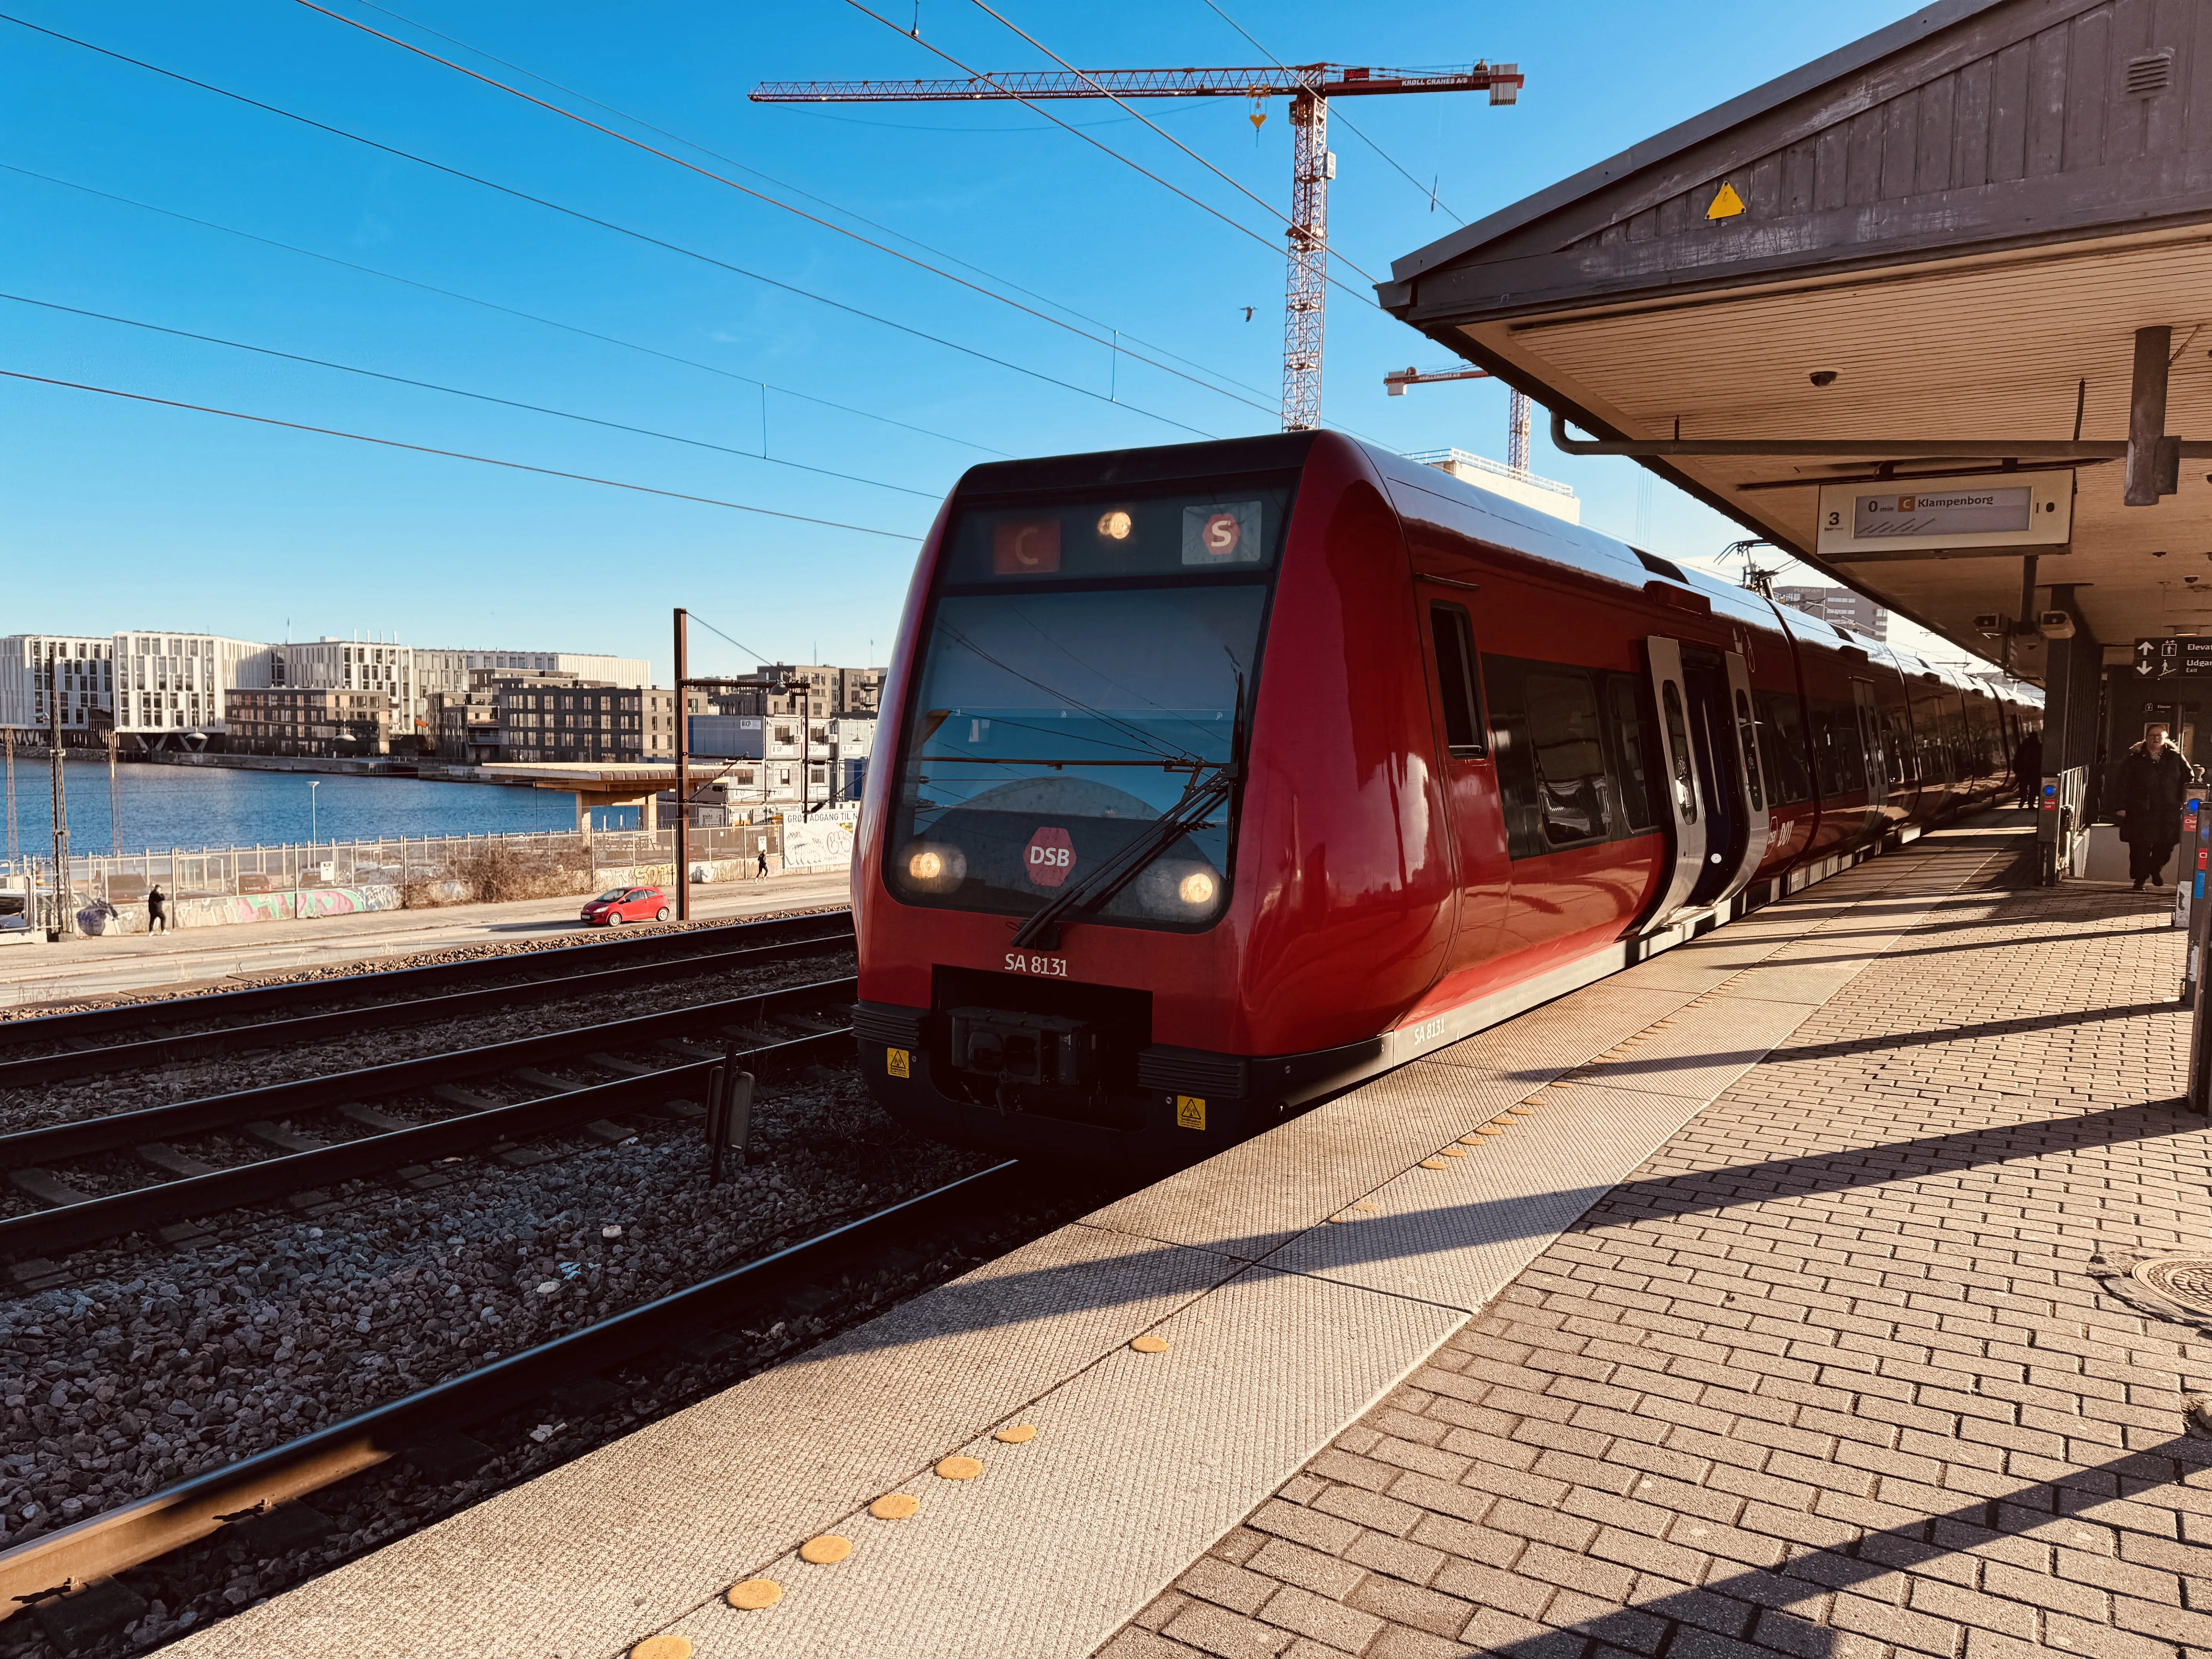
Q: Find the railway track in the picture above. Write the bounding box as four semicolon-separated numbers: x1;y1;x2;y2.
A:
0;1159;1036;1651
0;974;861;1269
0;909;855;1089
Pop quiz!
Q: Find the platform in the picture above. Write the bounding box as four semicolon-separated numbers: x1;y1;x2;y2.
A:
0;869;853;1011
161;814;2209;1659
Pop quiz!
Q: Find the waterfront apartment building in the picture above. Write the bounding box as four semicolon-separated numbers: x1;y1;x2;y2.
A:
225;687;392;756
429;670;666;765
270;641;648;747
113;633;270;744
1774;586;1890;641
3;632;264;747
0;636;113;739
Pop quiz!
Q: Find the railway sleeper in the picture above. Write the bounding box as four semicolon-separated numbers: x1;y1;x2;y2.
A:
244;1121;326;1155
135;1143;218;1180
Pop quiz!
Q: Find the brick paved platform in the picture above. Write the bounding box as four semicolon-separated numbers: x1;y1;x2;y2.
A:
1105;821;2212;1659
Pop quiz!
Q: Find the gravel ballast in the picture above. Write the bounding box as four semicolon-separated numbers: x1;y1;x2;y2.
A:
0;1063;1019;1657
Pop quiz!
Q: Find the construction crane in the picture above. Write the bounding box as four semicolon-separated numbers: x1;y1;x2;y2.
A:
751;62;1523;432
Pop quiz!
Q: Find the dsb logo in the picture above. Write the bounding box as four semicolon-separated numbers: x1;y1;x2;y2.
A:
1024;826;1075;888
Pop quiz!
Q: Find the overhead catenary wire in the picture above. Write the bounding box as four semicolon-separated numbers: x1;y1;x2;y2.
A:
1194;0;1463;221
348;0;1277;405
963;0;1379;286
0;290;943;499
295;0;1279;422
0;369;923;539
840;0;1382;313
0;12;1221;440
0;162;1011;459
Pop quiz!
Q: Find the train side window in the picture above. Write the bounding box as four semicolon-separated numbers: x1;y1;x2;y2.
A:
1733;689;1766;812
1661;680;1697;824
1427;603;1486;757
1523;671;1612;847
1754;692;1813;805
1811;701;1867;795
1607;676;1661;832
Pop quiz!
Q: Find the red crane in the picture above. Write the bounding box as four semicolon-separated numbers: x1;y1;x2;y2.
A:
751;62;1523;432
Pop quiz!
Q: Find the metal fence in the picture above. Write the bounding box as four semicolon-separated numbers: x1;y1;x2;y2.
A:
0;823;783;902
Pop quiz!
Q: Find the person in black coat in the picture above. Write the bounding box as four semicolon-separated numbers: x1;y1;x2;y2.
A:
146;883;168;933
2113;725;2200;889
2010;730;2043;810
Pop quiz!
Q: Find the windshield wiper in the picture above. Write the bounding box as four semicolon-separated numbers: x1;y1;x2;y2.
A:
1009;761;1236;951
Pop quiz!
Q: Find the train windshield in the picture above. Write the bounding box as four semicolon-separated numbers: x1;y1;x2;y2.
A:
888;476;1294;931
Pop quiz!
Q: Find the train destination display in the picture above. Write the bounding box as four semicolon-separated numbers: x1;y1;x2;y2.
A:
1816;468;2074;558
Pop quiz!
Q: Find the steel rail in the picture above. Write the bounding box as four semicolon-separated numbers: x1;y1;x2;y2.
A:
0;908;853;1052
0;1159;1020;1623
0;1026;852;1260
0;927;855;1089
0;975;858;1172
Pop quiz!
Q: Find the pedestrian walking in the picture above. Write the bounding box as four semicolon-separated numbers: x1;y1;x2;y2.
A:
756;848;769;879
2113;723;2199;890
146;883;169;933
2010;729;2043;810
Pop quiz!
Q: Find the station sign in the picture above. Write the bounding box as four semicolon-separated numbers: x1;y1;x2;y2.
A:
2133;638;2212;678
1815;469;2073;558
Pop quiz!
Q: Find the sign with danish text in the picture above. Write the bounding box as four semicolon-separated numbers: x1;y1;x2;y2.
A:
1815;470;2073;558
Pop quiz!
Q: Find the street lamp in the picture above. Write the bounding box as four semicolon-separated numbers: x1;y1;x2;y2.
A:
308;780;319;854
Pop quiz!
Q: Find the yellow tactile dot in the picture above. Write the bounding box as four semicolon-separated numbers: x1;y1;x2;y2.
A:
1355;1201;1378;1211
799;1534;852;1565
1475;1126;1505;1136
1419;1157;1449;1170
870;1492;921;1520
1508;1105;1537;1116
936;1455;986;1479
1441;1146;1466;1157
632;1637;693;1659
1130;1334;1171;1354
1489;1116;1518;1126
726;1579;783;1610
994;1424;1038;1444
1458;1133;1483;1144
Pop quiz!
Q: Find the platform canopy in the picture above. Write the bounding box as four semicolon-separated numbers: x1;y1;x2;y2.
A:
1381;0;2212;691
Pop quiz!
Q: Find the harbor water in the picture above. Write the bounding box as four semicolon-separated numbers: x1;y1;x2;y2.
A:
0;759;585;860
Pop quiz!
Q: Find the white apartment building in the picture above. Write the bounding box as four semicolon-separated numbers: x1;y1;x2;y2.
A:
112;633;269;741
0;636;114;735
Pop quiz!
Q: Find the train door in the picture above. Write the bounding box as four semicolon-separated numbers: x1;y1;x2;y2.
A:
1640;637;1708;927
1415;584;1509;975
1681;647;1764;907
1850;680;1891;837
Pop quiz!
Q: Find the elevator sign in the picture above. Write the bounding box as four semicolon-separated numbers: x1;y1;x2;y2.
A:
1815;469;2074;558
2135;638;2212;678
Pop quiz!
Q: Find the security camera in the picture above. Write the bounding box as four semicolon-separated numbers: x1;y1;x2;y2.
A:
2038;610;2076;640
1972;613;2003;637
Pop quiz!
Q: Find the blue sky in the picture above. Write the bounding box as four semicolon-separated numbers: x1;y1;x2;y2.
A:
0;2;1937;683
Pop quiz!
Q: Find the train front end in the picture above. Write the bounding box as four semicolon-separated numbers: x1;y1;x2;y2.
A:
850;435;1362;1167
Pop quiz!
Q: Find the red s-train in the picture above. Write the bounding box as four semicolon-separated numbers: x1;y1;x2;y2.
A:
849;432;2039;1166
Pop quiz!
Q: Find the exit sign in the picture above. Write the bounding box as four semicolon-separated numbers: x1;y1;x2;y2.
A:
2133;638;2212;678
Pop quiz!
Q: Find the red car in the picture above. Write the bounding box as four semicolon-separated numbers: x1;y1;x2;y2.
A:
581;885;671;926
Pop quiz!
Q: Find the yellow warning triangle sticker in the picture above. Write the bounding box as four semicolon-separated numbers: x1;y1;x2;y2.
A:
1706;182;1746;220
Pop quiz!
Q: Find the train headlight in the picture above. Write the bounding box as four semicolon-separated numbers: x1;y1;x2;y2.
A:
1120;857;1224;922
900;842;966;892
1097;509;1133;541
